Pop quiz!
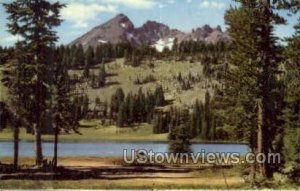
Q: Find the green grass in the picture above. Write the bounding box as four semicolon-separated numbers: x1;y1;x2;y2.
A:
0;119;243;143
0;122;168;142
69;58;214;108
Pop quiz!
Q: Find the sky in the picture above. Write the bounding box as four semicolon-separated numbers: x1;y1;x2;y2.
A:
0;0;299;47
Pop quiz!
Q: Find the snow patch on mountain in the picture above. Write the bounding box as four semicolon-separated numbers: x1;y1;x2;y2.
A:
98;39;108;44
153;38;174;52
120;23;126;28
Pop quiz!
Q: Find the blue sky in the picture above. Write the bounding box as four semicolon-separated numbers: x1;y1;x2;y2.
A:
0;0;299;47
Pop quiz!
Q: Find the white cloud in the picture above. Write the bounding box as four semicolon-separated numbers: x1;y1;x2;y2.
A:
0;35;23;43
186;0;192;3
61;3;117;28
101;0;157;9
200;1;225;9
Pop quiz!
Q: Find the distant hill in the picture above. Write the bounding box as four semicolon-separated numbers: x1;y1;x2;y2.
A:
70;13;230;51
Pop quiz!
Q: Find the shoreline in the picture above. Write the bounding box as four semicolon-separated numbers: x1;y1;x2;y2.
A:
0;138;247;145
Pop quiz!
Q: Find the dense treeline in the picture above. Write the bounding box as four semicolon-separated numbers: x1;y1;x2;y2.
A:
1;40;229;66
109;86;165;127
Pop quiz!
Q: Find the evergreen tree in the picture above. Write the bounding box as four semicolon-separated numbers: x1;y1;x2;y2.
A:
110;88;125;117
76;44;85;68
117;102;126;127
154;86;165;106
82;94;89;118
283;17;300;176
224;0;297;178
203;91;211;139
153;113;163;134
83;46;94;78
190;99;204;138
4;0;64;166
91;72;97;88
95;45;103;64
51;53;74;168
98;64;106;87
169;123;191;154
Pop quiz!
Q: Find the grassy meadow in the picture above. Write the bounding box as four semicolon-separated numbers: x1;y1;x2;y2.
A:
0;122;168;142
70;58;215;108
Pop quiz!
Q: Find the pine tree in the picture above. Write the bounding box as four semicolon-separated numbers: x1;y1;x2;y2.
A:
82;94;89;118
76;44;85;69
169;123;191;154
98;64;106;87
153;113;162;134
110;88;125;117
190;99;203;138
51;53;74;168
0;101;21;170
283;17;300;176
3;43;25;170
117;102;126;127
154;86;165;106
224;0;296;178
91;72;97;88
95;45;103;64
201;91;211;140
83;46;94;78
4;0;64;166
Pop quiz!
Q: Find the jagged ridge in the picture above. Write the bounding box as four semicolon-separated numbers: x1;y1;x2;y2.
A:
70;13;230;51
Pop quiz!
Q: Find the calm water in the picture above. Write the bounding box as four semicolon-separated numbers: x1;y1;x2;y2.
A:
0;141;249;157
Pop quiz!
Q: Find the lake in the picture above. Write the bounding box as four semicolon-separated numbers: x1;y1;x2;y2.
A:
0;141;249;157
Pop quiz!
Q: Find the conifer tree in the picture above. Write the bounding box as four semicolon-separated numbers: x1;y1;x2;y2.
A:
169;123;191;154
224;0;297;178
95;45;103;64
283;17;300;176
76;44;85;68
98;64;106;87
117;102;126;127
51;51;74;168
204;91;211;139
4;0;64;166
154;86;165;106
83;46;94;78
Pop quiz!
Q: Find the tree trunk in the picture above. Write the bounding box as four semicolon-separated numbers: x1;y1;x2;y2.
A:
257;99;266;177
260;0;273;178
250;147;257;187
53;126;58;169
34;123;43;166
13;124;19;171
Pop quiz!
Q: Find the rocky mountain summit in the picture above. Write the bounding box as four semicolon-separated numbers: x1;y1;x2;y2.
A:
70;13;230;51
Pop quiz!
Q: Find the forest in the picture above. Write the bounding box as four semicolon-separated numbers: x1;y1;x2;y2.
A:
0;0;299;189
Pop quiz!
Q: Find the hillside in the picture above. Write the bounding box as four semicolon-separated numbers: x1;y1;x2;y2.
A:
69;58;216;110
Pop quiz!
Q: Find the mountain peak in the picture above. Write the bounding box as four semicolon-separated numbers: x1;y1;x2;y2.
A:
113;13;130;22
70;14;230;49
116;13;127;18
215;25;222;32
